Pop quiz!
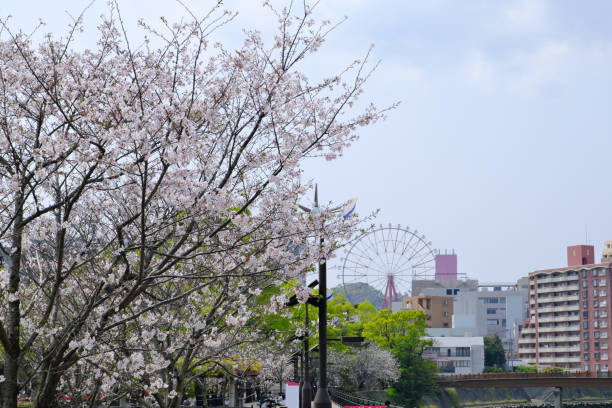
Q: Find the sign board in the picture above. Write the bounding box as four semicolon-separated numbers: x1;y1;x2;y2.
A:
285;382;299;408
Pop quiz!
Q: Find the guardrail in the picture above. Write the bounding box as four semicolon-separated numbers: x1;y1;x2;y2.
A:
328;388;400;408
437;371;612;382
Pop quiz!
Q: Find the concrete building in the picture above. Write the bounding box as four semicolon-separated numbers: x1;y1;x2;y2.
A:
451;280;529;359
518;245;612;372
602;241;612;263
402;295;454;328
423;336;485;375
412;278;478;298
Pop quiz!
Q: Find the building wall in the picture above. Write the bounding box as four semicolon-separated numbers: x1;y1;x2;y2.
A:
402;295;454;328
424;337;485;375
412;279;478;297
568;245;595;267
602;241;612;263
518;261;612;372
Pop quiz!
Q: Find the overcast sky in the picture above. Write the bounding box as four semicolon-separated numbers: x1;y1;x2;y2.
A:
2;0;611;290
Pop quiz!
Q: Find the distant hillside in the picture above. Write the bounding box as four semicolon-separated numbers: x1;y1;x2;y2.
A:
333;282;384;310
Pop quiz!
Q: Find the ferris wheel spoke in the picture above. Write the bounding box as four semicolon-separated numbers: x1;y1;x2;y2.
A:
344;259;387;276
340;225;436;307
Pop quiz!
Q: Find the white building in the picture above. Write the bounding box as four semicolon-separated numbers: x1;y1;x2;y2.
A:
423;336;485;375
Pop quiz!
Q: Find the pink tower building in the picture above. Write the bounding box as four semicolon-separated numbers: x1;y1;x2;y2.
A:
435;252;457;280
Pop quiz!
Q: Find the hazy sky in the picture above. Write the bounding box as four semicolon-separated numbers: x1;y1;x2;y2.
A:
2;0;611;290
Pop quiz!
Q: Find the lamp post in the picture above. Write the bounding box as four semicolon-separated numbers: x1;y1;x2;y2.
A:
299;185;356;408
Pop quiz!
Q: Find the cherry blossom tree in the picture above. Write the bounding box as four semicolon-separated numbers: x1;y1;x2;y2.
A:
328;343;399;391
0;1;387;407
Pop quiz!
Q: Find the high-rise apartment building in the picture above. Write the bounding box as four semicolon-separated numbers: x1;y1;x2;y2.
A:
518;245;612;371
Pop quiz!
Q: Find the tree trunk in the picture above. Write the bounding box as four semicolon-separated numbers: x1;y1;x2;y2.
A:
34;367;61;408
3;198;23;408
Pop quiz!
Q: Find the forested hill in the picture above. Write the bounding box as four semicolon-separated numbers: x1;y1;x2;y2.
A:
333;282;384;310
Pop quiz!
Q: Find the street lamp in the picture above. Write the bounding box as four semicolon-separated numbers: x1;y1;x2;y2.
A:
299;185;356;408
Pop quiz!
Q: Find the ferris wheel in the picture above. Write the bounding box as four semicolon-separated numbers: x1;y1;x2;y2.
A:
339;224;436;309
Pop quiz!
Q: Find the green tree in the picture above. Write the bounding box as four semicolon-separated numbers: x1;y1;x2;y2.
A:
363;309;438;406
484;334;506;368
363;309;428;350
387;342;438;408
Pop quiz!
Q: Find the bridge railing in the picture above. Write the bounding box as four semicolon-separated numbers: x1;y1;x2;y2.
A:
328;388;401;408
437;371;612;382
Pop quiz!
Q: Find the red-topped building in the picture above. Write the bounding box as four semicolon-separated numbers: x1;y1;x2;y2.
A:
518;245;612;372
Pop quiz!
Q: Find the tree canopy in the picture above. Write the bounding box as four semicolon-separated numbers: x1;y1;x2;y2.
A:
0;1;385;406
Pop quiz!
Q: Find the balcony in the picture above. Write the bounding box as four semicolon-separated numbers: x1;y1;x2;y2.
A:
538;325;581;333
538;346;581;353
537;275;580;284
538;335;581;343
521;327;536;334
522;357;537;364
537;304;580;313
538;356;581;363
518;347;536;353
537;285;580;294
537;315;580;323
537;295;579;304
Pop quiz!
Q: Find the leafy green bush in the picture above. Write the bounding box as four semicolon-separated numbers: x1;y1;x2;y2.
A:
514;365;537;372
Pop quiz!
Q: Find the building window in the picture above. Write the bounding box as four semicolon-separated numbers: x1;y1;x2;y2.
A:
443;300;449;305
602;320;608;328
603;332;608;339
584;332;590;339
602;300;608;307
594;289;599;296
595;352;601;360
584;311;589;318
601;270;607;277
602;289;607;297
584;342;590;350
583;270;588;278
595;331;601;339
594;270;599;276
594;279;599;287
446;289;452;295
585;353;590;360
584;322;589;329
456;347;470;357
594;299;599;307
443;311;449;317
595;342;601;349
603;342;609;349
594;321;599;328
596;363;601;371
443;322;449;327
602;279;607;286
604;352;609;360
595;310;600;318
583;280;588;287
487;308;496;314
584;301;589;308
488;319;499;325
583;290;589;298
602;310;608;318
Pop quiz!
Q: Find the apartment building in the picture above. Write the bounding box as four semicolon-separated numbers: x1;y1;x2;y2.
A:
518;245;612;371
423;336;485;375
402;295;454;328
